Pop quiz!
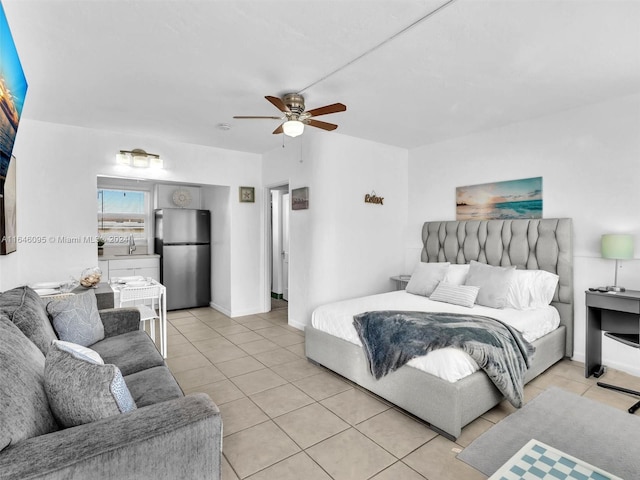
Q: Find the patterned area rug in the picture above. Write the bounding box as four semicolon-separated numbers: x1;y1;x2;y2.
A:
457;387;640;479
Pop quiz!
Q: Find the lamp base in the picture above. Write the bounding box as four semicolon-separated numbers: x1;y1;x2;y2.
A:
606;285;626;292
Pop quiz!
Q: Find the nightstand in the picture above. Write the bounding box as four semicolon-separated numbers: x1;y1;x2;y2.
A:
390;275;411;290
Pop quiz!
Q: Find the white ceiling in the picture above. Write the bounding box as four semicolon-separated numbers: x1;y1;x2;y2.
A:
4;0;639;154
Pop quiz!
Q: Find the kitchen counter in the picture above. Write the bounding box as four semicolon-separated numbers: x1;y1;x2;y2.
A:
99;253;160;260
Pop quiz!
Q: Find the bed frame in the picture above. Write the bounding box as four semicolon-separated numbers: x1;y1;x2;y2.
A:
305;218;573;440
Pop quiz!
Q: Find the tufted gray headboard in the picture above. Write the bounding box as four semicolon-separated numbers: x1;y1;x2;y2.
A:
421;218;573;356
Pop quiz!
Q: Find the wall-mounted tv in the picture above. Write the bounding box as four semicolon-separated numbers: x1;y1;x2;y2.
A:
0;1;27;181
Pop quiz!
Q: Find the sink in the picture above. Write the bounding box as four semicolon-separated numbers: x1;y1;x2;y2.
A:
114;254;152;257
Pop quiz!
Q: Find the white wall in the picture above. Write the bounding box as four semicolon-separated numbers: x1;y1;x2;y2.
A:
203;185;231;315
0;119;263;317
408;93;640;375
263;131;409;329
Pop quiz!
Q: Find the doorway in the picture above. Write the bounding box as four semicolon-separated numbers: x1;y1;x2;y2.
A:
269;184;289;312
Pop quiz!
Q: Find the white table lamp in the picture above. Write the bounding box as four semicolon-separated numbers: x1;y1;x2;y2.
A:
601;234;634;292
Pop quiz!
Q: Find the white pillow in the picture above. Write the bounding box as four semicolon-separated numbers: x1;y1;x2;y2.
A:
506;269;559;310
444;264;470;285
430;282;479;308
406;262;450;297
53;340;104;364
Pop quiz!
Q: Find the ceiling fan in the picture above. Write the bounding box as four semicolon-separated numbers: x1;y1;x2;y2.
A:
233;93;347;137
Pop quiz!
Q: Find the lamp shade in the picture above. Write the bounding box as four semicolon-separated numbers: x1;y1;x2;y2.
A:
282;120;304;138
601;234;634;260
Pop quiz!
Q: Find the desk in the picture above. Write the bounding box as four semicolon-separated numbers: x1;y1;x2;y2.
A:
585;289;640;378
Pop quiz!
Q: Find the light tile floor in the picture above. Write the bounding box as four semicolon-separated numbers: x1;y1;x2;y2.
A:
164;304;640;480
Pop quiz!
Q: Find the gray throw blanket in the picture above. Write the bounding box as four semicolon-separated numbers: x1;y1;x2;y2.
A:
352;311;535;408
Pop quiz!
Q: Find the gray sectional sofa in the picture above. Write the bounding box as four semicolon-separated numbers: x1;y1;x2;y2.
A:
0;286;222;480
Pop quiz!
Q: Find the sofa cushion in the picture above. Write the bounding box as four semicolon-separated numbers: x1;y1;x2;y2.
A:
0;314;59;451
46;290;105;347
124;366;184;407
44;340;137;428
90;330;164;376
0;286;58;355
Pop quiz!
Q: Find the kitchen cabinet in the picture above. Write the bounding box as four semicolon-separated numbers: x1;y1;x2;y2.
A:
101;256;160;282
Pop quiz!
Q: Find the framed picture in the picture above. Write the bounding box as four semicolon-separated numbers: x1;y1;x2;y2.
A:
239;186;255;203
291;187;309;210
0;156;17;255
456;177;542;221
0;3;28;179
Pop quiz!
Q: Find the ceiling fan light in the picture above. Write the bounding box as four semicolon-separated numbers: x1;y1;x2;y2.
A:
282;120;304;137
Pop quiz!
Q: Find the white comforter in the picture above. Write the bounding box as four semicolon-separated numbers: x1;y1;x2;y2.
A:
311;290;560;382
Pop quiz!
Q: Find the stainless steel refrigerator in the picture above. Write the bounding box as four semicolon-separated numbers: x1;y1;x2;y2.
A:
154;209;211;310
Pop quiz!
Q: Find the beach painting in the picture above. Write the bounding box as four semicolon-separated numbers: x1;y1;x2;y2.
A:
456;177;542;221
0;2;28;179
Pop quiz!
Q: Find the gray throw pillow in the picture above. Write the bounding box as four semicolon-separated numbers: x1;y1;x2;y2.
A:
430;282;480;308
0;286;58;355
46;290;105;347
465;260;516;309
44;340;136;428
406;262;450;297
0;314;59;451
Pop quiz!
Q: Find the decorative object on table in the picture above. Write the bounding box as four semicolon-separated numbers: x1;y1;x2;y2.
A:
364;190;384;205
239;186;255;203
456;176;542;221
79;267;102;288
601;233;634;292
171;188;192;207
0;155;17;255
291;186;309;210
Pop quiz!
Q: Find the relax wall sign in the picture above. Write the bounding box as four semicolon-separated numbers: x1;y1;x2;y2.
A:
364;191;384;205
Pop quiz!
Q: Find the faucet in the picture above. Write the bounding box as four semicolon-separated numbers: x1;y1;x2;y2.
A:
128;234;136;255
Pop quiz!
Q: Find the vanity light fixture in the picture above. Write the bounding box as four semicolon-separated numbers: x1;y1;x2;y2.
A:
116;149;163;169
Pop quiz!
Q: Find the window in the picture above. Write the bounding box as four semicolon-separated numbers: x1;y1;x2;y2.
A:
97;189;149;246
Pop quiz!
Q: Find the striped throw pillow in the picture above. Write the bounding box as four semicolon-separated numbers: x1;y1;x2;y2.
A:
429;282;480;308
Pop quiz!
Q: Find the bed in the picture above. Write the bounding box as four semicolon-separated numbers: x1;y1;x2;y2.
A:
305;218;573;440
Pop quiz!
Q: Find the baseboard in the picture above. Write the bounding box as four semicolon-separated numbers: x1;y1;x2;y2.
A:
209;301;231;317
288;317;306;332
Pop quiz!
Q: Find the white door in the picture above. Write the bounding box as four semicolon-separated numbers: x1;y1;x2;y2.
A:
282;193;290;301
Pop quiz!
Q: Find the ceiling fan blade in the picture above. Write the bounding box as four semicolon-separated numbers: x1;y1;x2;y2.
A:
306;119;338;131
233;116;282;119
305;103;347;118
272;124;284;135
265;95;290;113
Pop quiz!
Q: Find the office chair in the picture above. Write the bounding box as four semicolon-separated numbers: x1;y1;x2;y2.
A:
597;332;640;414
